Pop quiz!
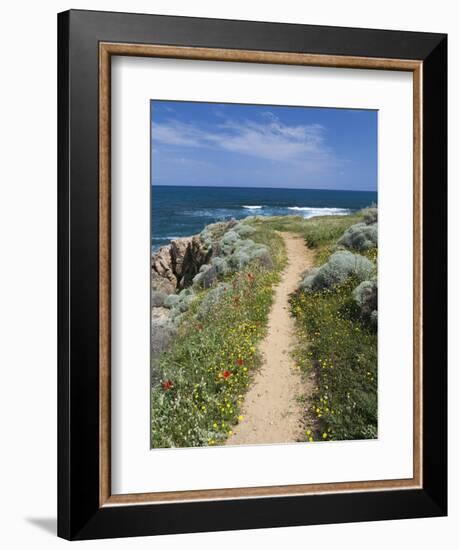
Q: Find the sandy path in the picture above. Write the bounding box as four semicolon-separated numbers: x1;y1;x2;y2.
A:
226;232;314;446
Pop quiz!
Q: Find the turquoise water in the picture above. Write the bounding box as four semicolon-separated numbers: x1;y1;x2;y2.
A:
152;186;377;250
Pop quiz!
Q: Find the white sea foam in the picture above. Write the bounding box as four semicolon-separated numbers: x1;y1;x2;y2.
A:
242;205;263;209
288;206;347;212
287;206;350;217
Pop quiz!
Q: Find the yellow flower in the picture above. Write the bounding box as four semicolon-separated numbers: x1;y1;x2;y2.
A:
308;436;314;442
238;415;244;421
228;430;233;436
306;430;311;436
322;433;328;439
213;422;218;428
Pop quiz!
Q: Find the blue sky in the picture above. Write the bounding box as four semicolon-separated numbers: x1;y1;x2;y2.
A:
151;101;377;191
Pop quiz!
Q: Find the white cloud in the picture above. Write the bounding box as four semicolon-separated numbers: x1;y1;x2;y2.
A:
152;114;342;171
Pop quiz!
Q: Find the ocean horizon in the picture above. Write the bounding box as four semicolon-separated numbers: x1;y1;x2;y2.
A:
152;185;377;250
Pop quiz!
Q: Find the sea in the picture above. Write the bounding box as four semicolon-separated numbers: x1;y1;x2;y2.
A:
152;185;377;250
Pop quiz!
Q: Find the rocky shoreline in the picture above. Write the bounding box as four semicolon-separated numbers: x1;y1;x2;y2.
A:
151;235;210;295
150;218;273;359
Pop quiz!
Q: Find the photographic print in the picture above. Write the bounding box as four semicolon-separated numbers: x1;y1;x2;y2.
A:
150;100;378;448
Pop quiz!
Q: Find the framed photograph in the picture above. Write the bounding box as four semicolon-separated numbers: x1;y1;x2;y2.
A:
58;10;447;540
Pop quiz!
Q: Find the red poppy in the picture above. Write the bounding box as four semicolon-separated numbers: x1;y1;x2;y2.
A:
223;370;231;379
235;358;245;366
162;379;173;391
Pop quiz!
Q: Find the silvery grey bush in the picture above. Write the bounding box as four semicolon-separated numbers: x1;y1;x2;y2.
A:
151;319;177;359
353;278;378;325
227;250;251;270
338;222;377;251
221;230;240;246
196;283;231;320
200;220;233;250
200;265;218;288
225;238;273;271
164;293;180;309
151;290;168;307
211;256;231;276
164;287;195;313
362;207;378;225
254;250;274;270
234;223;256;238
300;251;375;291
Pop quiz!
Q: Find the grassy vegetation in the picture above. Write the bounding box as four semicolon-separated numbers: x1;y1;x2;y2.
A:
151;225;286;448
151;212;377;446
252;213;362;246
278;212;378;441
291;279;377;441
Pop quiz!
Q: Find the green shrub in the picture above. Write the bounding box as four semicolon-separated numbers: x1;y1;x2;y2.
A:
338;222;377;251
300;251;374;291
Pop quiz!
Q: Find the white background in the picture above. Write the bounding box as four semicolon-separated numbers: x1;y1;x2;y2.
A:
0;1;456;549
112;57;413;494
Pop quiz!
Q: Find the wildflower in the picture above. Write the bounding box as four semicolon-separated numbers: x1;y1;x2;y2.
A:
306;430;311;436
223;370;231;379
322;433;328;439
236;358;245;366
238;415;244;421
213;422;218;428
162;379;173;391
228;430;233;436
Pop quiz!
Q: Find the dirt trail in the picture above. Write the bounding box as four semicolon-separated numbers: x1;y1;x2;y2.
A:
226;232;314;446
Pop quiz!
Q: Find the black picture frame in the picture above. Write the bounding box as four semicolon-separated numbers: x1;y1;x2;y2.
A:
58;9;447;540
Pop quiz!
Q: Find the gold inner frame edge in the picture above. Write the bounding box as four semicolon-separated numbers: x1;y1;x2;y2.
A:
99;42;423;507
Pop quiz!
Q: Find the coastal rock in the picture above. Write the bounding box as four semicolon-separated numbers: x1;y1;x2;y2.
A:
151;235;211;293
152;306;170;321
